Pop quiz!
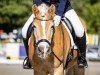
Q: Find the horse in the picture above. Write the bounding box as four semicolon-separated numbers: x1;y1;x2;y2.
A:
28;3;85;75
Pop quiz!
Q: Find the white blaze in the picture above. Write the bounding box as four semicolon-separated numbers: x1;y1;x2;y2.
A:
41;21;46;39
38;3;49;39
38;4;50;59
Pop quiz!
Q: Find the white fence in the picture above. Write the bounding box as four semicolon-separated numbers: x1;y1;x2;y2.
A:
0;43;26;60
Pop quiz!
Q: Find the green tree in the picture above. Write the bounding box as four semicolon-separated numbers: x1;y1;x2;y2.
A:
0;0;100;34
70;0;90;14
90;0;100;5
82;3;100;34
0;0;32;32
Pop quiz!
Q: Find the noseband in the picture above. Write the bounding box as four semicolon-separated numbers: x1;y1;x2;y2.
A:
35;39;51;47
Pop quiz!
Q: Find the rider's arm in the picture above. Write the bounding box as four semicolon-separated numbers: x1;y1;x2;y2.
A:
56;0;72;17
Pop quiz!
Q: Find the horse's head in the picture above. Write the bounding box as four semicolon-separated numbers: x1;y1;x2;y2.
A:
32;4;55;59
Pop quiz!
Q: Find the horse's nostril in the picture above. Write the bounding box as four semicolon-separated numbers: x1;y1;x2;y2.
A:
41;15;45;17
47;47;50;52
38;46;43;52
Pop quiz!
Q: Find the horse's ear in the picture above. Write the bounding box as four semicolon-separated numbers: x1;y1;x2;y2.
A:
32;4;39;14
48;4;55;15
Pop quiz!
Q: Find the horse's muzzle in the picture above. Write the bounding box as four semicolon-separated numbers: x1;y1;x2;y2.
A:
35;39;52;59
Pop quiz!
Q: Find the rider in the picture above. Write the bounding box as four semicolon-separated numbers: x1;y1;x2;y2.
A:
22;0;88;69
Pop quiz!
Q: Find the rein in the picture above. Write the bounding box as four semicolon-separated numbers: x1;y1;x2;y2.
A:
52;51;63;68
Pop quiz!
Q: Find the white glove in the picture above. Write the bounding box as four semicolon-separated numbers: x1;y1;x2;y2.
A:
53;15;61;26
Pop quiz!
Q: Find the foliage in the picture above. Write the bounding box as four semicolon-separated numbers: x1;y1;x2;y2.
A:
70;0;90;13
0;0;32;27
82;3;100;34
0;0;100;34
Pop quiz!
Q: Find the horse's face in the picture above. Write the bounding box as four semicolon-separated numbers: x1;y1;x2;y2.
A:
32;4;55;59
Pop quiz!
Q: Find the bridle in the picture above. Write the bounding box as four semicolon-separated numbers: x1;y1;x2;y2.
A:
32;17;63;67
35;39;51;47
33;17;55;47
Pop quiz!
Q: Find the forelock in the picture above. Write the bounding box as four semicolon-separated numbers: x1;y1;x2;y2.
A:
38;4;49;16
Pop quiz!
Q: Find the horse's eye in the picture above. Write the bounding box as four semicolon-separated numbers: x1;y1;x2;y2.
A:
51;25;54;30
32;25;36;30
51;25;55;34
32;25;37;37
33;25;36;28
51;25;55;31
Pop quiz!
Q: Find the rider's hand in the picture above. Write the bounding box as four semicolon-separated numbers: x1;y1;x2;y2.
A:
53;15;61;26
